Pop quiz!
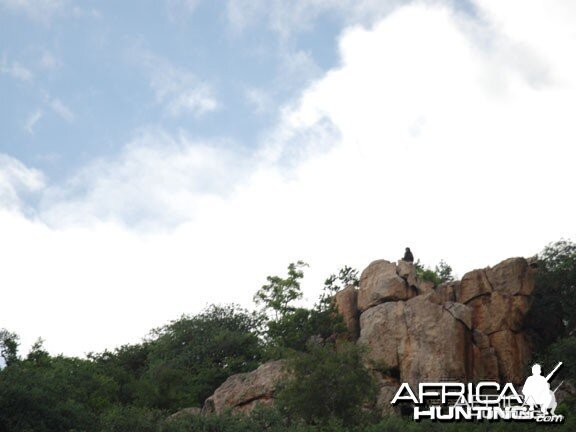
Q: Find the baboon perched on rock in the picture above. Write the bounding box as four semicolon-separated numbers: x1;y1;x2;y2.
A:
403;247;414;263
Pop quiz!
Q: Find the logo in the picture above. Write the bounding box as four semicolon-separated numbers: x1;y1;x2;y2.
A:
391;362;565;423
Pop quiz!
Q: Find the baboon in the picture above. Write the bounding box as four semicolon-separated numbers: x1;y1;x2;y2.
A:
403;247;414;263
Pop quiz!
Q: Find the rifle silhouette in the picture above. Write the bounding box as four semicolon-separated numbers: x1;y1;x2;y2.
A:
545;362;563;381
552;381;564;393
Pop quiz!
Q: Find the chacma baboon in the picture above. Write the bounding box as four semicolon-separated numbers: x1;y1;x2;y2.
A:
403;247;414;263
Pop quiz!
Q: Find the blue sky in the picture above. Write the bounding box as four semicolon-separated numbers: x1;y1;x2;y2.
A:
1;0;346;183
1;0;575;357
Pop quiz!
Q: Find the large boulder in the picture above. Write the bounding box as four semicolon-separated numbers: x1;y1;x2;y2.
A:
358;301;407;371
358;292;473;389
456;257;535;303
455;257;536;384
397;260;418;288
487;258;535;296
358;260;416;312
203;360;286;415
457;267;494;304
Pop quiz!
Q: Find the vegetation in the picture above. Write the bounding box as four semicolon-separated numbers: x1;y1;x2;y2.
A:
0;242;575;431
276;342;376;426
414;259;454;286
256;262;349;354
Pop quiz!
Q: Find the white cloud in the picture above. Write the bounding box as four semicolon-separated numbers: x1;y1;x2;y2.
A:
39;50;61;70
49;98;75;122
25;110;43;134
165;0;200;19
245;87;272;114
225;0;407;38
39;129;250;228
0;155;45;212
0;0;65;21
140;51;219;118
1;0;576;357
0;0;98;22
0;57;33;82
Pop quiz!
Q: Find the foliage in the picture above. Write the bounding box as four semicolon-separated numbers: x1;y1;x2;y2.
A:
276;342;377;426
319;266;359;311
0;342;118;432
89;341;155;406
414;259;454;286
138;304;265;410
266;308;346;354
0;329;19;367
539;336;576;387
435;260;454;284
100;405;163;432
2;245;575;431
254;261;308;319
260;264;351;354
536;239;576;335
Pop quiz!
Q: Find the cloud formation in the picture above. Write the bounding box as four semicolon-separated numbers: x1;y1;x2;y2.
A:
140;51;219;118
0;0;98;22
0;155;45;211
1;0;575;357
25;110;43;134
39;129;251;228
0;56;33;82
225;0;408;37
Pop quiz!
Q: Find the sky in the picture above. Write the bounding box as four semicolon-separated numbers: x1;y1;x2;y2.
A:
0;0;575;358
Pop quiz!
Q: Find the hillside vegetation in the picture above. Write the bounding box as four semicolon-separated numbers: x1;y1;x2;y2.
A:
1;241;575;432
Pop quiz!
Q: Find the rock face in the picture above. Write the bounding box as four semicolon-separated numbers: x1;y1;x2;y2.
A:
355;257;538;415
359;292;472;390
357;260;417;312
203;256;540;417
335;285;360;339
455;257;536;384
203;360;286;415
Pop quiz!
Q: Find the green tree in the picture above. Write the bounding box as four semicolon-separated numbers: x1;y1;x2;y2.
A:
319;266;359;310
435;260;454;283
0;329;19;367
254;261;308;319
139;304;264;410
537;239;576;335
414;259;454;286
542;337;576;385
0;342;118;432
259;264;350;353
276;342;376;426
89;341;154;406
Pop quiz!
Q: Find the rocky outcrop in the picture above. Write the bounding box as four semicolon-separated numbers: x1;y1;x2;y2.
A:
359;291;472;390
202;360;286;415
455;257;536;384
202;256;540;417
357;260;417;312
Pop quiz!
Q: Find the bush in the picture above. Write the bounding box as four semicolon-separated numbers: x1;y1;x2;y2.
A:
100;406;163;432
276;342;376;426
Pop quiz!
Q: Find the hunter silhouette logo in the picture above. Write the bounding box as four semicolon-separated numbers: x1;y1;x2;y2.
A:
391;362;565;423
522;362;563;415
